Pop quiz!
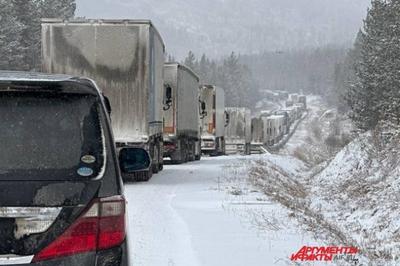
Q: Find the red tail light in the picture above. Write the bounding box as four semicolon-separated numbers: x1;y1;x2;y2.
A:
32;195;126;262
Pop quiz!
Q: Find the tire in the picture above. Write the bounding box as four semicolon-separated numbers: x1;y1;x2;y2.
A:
195;154;201;161
152;163;159;174
158;164;164;171
135;168;152;182
123;169;152;182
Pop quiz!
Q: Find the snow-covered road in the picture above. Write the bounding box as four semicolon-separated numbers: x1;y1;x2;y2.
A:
124;156;319;266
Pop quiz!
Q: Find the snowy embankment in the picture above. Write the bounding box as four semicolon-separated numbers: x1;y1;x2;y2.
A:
311;130;400;263
238;96;400;264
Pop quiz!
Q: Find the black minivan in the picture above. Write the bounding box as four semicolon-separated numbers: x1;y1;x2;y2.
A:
0;72;129;265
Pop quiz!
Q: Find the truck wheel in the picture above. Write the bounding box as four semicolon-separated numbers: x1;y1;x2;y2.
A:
152;163;159;174
152;144;160;174
158;164;163;171
132;168;152;182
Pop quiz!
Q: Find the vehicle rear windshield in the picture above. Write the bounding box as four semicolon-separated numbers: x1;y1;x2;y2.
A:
0;92;105;180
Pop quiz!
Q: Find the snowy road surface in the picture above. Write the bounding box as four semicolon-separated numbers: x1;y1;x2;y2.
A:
125;156;320;266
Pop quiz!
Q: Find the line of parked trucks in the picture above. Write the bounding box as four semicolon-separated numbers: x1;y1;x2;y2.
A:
40;19;307;182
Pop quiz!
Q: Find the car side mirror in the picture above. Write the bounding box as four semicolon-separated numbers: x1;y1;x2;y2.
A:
119;148;151;178
163;85;173;111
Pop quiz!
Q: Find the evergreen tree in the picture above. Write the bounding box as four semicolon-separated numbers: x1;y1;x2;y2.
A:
0;0;24;70
184;51;197;71
347;0;400;130
12;0;39;70
0;0;76;70
36;0;76;19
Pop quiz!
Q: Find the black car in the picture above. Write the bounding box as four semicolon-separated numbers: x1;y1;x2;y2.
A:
0;72;129;265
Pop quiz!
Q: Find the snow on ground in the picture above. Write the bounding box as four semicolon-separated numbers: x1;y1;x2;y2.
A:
125;156;320;266
311;130;400;263
124;95;369;266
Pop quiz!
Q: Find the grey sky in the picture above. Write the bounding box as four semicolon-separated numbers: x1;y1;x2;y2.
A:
76;0;370;59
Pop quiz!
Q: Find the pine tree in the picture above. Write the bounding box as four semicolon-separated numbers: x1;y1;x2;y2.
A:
348;0;391;130
12;0;39;70
0;0;24;70
36;0;76;19
184;51;197;71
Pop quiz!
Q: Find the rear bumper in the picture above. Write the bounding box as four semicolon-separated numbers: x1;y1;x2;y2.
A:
16;241;128;266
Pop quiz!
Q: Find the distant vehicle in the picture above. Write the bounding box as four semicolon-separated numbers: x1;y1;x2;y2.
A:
163;63;201;163
294;103;306;117
0;72;128;265
262;115;285;146
250;117;265;154
260;110;273;117
224;107;251;155
285;100;294;107
274;110;290;134
199;85;227;156
42;19;165;181
278;91;289;100
289;93;299;103
280;107;297;124
299;95;307;109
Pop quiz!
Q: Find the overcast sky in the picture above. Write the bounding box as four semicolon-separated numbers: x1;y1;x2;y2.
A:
76;0;371;59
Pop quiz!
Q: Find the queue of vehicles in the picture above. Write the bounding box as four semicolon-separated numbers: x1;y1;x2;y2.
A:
251;93;307;152
0;18;309;266
41;18;308;181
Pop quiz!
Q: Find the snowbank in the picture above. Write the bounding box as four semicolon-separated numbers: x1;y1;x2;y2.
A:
311;131;400;262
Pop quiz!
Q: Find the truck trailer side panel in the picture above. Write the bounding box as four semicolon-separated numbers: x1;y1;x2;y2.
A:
200;85;226;155
42;21;164;142
42;19;165;181
225;107;251;155
163;63;200;163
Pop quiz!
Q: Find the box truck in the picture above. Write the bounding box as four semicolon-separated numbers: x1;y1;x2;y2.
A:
163;63;201;163
263;115;285;146
224;107;251;155
42;19;165;181
199;85;227;156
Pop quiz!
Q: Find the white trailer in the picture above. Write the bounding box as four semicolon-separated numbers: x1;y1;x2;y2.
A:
280;107;296;124
262;115;285;146
299;95;307;109
163;63;200;163
224;107;251;155
250;117;265;154
199;85;227;156
289;93;299;103
42;19;165;181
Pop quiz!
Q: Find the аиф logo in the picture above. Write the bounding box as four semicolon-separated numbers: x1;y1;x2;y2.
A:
291;246;359;263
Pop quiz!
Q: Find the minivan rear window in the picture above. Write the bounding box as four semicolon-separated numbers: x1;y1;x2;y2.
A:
0;92;105;180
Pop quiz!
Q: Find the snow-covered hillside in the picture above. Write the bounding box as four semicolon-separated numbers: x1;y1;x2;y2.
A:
311;130;400;262
76;0;370;58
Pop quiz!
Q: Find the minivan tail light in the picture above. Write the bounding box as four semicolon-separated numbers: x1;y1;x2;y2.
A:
32;195;126;262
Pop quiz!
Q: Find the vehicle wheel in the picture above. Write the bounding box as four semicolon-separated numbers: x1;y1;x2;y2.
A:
152;163;159;174
195;154;201;160
135;168;152;182
158;164;164;171
188;142;196;161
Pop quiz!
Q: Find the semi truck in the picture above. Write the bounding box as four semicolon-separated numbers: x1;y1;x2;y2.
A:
163;63;201;163
299;95;307;109
199;85;227;156
42;19;165;181
224;107;251;155
262;115;285;146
